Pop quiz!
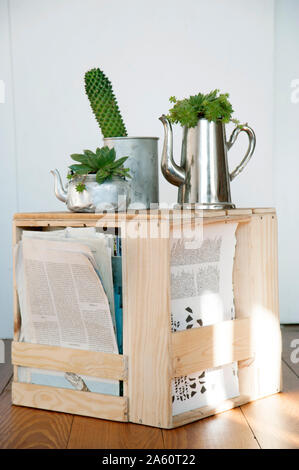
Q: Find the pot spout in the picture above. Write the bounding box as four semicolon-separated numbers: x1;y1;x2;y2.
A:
159;115;185;187
50;168;67;203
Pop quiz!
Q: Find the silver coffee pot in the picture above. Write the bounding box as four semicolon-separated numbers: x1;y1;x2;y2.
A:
159;116;256;209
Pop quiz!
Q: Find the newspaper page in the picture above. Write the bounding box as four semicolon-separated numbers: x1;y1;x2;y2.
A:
65;231;116;329
16;237;120;395
171;222;240;415
22;228;116;328
20;237;118;353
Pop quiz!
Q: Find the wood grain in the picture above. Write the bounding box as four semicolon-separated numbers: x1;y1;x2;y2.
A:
252;208;276;214
249;214;282;397
0;387;73;449
67;417;164;449
163;407;259;449
13;210;228;221
241;361;299;449
13;208;274;219
233;214;281;401
12;382;128;422
226;208;253;215
123;220;173;428
0;328;297;448
172;394;257;428
170;216;251;233
12;223;22;382
12;341;127;380
171;318;253;377
14;214;251;230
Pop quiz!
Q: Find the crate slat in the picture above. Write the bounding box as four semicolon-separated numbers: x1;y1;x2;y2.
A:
171;318;254;377
12;342;127;380
123;220;173;428
12;382;128;422
13;208;275;224
171;394;260;428
233;213;282;398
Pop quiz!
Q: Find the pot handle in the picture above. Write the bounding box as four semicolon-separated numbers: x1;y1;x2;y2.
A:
227;125;256;181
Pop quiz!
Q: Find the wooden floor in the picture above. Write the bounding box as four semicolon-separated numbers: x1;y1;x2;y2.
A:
0;326;298;449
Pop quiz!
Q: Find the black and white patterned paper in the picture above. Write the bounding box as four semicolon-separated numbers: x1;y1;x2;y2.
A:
171;223;239;416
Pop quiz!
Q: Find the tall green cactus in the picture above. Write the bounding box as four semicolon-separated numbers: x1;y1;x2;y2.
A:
84;68;127;138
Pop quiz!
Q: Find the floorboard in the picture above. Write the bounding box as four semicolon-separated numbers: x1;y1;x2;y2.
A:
67;417;164;449
0;327;298;449
162;407;259;449
0;385;73;449
240;361;299;449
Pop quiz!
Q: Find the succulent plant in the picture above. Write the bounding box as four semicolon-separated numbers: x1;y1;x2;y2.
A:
168;90;244;128
68;146;131;192
85;68;127;138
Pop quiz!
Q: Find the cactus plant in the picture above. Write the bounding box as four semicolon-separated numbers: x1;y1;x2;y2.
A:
85;68;127;138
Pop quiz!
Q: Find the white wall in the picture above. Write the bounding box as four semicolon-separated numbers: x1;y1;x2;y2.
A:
0;0;281;337
0;0;18;338
274;0;299;324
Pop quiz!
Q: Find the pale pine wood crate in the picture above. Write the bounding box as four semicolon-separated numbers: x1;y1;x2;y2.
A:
11;209;282;428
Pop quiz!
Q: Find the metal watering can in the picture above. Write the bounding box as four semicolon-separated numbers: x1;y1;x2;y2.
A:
159;116;256;209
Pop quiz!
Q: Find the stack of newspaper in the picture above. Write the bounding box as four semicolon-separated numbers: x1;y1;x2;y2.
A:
15;227;122;396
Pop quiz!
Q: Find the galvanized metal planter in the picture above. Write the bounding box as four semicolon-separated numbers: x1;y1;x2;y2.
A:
104;137;159;210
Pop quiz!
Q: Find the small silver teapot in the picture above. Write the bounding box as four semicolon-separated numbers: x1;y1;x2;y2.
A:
51;169;130;213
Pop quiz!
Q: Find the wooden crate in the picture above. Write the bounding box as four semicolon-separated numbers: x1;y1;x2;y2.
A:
11;208;282;428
